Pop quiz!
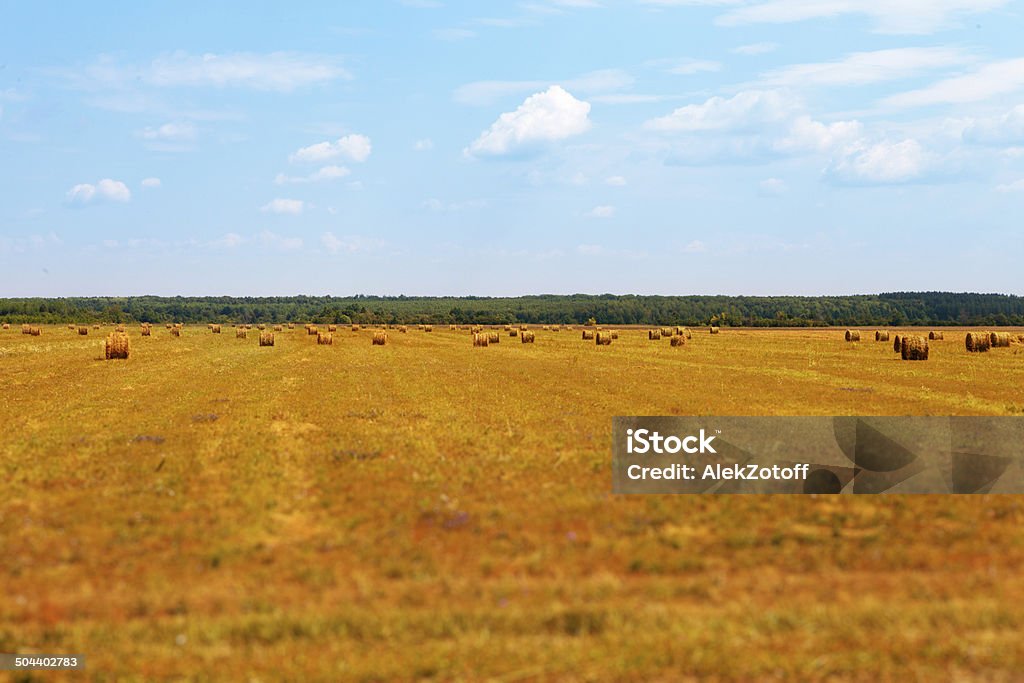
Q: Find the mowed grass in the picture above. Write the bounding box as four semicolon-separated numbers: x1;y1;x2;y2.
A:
2;325;1024;682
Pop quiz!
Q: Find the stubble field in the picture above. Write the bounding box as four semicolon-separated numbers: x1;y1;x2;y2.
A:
2;324;1024;682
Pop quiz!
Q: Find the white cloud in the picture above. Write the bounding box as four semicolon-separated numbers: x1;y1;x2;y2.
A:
758;47;972;88
140;121;196;141
995;179;1024;192
289;134;372;163
465;85;591;157
454;69;631;105
414;138;434;151
681;240;707;253
662;59;723;75
259;230;303;250
883;58;1024;108
586;205;615;218
321;232;386;253
827;138;929;184
65;178;131;205
211;232;245;248
605;175;627;185
260;198;305;214
421;197;488;211
715;0;1010;34
148;52;351;91
961;105;1024;145
733;42;779;55
776;116;864;152
274;165;351;184
141;177;162;188
759;177;787;193
645;90;796;132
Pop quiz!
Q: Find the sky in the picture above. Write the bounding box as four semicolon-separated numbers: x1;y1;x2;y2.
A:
1;0;1023;297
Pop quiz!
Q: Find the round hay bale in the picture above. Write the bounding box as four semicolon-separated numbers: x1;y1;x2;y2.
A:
274;325;283;332
1;323;9;330
328;324;337;332
928;331;944;340
519;325;528;331
710;326;720;334
372;331;388;346
670;335;686;347
424;325;433;332
521;331;536;344
509;329;519;337
965;332;990;353
165;323;172;329
317;331;333;345
990;332;1012;348
552;325;561;332
473;332;489;347
115;324;126;333
581;330;595;340
900;335;929;361
211;324;221;334
29;325;41;336
398;325;409;333
611;332;619;339
236;328;247;339
487;331;500;344
307;325;319;335
78;326;89;336
504;325;512;331
140;325;151;337
596;331;612;346
287;323;295;329
171;326;182;337
893;334;902;352
649;330;662;340
449;324;458;330
875;330;890;342
104;332;130;360
257;324;266;330
259;331;275;347
845;329;860;342
67;323;76;330
660;327;674;337
351;324;361;332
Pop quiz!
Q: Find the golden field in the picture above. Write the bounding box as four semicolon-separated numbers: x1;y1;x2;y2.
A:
2;325;1024;682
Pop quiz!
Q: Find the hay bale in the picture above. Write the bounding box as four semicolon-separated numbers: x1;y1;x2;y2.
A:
29;325;41;336
845;329;860;342
521;331;535;344
140;325;151;337
307;325;319;335
649;330;662;340
259;331;275;346
78;326;89;336
710;326;720;334
449;324;458;330
596;331;612;346
504;325;512;331
1;323;9;330
116;324;126;333
93;324;101;330
991;332;1012;348
287;323;295;329
965;332;990;353
317;331;333;345
487;331;500;344
473;332;489;347
893;335;902;352
424;325;433;332
398;325;408;333
211;324;221;334
372;331;388;346
351;324;361;332
165;323;172;329
611;332;619;340
236;328;247;339
67;323;75;330
519;325;528;331
670;335;686;347
900;335;929;361
274;325;283;331
581;330;595;340
929;331;944;341
875;330;890;342
660;327;673;337
104;332;130;360
552;325;561;332
509;329;519;337
328;324;337;332
171;326;182;337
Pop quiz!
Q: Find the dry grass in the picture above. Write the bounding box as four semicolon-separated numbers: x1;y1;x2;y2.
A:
900;335;930;361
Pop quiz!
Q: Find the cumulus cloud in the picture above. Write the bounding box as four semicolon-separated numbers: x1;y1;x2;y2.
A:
289;134;372;163
66;179;131;205
260;198;305;214
645;90;796;132
586;205;615;218
274;165;350;184
141;177;162;188
465;85;591;157
826;139;929;184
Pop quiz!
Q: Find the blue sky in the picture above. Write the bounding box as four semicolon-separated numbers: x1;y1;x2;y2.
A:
2;0;1023;297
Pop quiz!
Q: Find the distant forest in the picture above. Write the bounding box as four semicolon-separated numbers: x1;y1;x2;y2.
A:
1;293;1023;326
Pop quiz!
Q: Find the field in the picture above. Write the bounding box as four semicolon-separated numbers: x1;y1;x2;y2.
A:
2;324;1024;682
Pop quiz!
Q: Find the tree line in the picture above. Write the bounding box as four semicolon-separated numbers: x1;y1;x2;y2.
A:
0;292;1022;326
